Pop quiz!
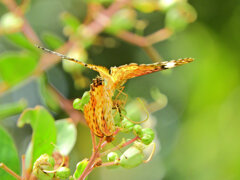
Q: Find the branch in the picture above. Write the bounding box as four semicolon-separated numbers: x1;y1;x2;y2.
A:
1;0;41;44
100;136;140;157
0;163;21;180
47;84;86;125
82;0;130;37
78;138;103;180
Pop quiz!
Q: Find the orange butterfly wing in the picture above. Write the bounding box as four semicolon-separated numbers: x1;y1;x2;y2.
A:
110;58;193;88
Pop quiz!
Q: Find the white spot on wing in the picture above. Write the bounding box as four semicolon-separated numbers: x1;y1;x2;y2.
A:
165;62;176;69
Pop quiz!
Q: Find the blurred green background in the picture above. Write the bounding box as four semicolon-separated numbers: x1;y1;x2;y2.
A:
0;0;240;179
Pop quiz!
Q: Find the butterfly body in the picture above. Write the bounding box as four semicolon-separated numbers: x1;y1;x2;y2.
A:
84;77;115;139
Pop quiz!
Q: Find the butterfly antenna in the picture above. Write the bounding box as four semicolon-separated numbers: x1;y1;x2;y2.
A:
35;45;87;67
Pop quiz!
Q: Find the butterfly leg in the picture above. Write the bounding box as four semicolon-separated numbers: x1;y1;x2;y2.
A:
114;86;128;108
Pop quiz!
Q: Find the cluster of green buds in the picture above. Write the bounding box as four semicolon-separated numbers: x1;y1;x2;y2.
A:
73;90;156;169
106;140;155;169
33;154;70;180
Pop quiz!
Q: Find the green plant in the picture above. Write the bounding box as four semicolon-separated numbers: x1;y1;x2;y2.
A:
0;0;196;179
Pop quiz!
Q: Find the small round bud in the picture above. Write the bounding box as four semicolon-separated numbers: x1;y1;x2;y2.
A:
133;125;143;137
165;3;197;32
55;167;71;179
73;159;89;179
120;146;144;168
0;12;23;32
141;128;155;145
105;9;136;34
73;91;90;111
121;119;134;132
33;154;55;180
107;152;119;162
73;98;81;110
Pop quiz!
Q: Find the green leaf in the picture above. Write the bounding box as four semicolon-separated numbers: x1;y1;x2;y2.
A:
17;106;56;167
0;52;38;86
0;99;27;120
6;32;39;53
55;119;77;155
42;32;64;49
0;126;20;180
38;75;60;113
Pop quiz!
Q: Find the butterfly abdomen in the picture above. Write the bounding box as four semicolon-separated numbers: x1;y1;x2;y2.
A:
84;77;115;139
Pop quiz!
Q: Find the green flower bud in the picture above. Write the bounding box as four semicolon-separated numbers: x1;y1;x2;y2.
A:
141;128;155;145
107;152;119;162
0;12;23;32
80;91;90;109
165;2;197;32
73;98;82;110
121;119;134;132
73;159;89;179
133;125;143;137
105;9;136;34
33;154;55;180
133;0;159;13
55;167;71;179
120;146;144;168
73;91;90;111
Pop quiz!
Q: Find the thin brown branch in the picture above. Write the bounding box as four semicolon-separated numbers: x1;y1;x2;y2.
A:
98;161;119;167
117;31;149;47
142;46;163;62
91;131;97;151
146;28;173;45
21;155;26;180
100;136;140;157
1;0;41;44
78;138;103;180
82;0;130;37
0;163;21;180
47;84;86;125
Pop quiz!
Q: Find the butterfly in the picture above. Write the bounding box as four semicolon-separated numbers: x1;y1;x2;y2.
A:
37;45;193;141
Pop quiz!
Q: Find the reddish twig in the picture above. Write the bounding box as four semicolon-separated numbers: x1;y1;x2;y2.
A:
82;0;130;37
117;31;149;47
100;136;140;157
21;155;26;180
0;163;21;180
91;131;97;151
78;138;103;180
47;84;86;125
1;0;41;44
146;28;173;45
98;161;118;167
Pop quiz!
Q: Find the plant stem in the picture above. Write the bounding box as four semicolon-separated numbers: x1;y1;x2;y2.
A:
99;161;119;167
0;163;21;180
117;31;149;47
21;155;26;180
146;28;173;45
78;138;103;180
142;46;163;62
100;136;140;157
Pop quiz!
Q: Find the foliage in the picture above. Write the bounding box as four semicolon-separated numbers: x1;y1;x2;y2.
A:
1;0;239;180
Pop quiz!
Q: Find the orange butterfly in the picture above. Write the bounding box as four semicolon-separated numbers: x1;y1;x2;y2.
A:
37;46;193;141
